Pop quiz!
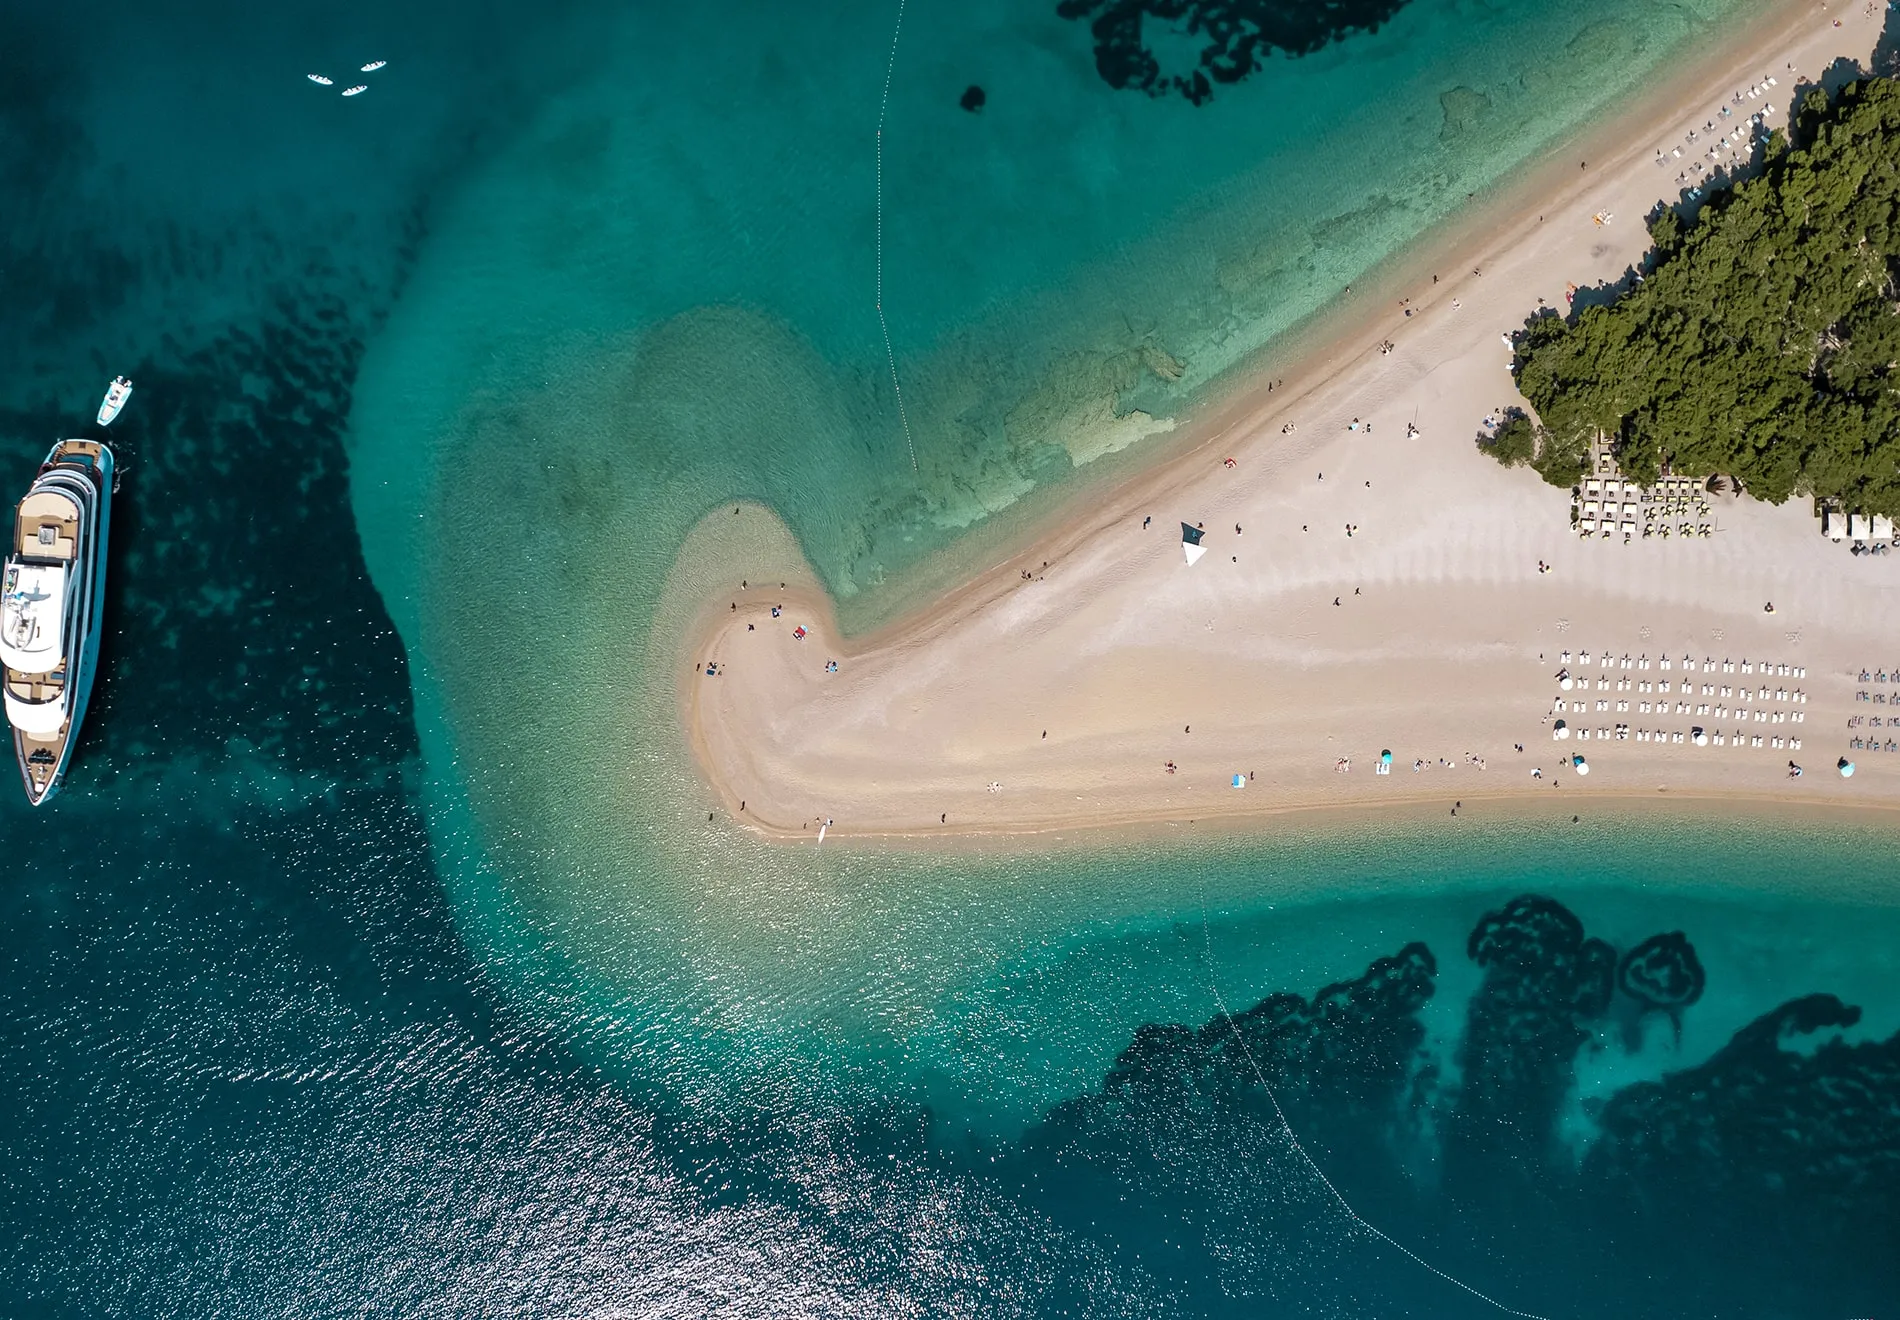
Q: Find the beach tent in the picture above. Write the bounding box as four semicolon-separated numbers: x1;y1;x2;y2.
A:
1181;523;1206;566
1231;774;1245;789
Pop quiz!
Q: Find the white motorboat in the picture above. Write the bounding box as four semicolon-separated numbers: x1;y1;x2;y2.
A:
341;85;369;97
360;60;387;72
96;375;133;427
4;439;114;805
307;73;334;85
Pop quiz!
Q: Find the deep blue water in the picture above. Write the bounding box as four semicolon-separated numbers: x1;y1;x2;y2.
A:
4;0;1899;1315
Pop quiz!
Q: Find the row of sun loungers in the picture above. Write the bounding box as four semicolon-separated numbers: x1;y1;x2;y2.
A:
1582;477;1704;500
1557;650;1803;677
1558;687;1808;706
1555;723;1800;750
1577;520;1714;539
1555;696;1804;719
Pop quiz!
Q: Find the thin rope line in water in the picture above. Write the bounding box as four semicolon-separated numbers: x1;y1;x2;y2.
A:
875;0;919;473
1197;891;1554;1320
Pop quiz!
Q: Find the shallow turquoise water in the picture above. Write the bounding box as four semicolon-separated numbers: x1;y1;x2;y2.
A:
349;0;1743;609
337;0;1801;1121
6;0;1900;1313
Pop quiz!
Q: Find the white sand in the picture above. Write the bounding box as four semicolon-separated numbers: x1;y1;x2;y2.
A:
685;2;1900;839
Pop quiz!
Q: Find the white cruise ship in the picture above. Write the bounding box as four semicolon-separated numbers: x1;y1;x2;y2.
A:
3;439;114;805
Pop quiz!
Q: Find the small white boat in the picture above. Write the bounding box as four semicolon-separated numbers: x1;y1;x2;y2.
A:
360;60;387;72
341;85;369;97
307;73;334;85
96;376;133;427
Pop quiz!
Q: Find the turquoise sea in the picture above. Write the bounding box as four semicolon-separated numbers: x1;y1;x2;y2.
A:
4;0;1898;1313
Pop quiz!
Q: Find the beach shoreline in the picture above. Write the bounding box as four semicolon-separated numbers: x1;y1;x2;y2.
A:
678;0;1900;847
821;0;1853;638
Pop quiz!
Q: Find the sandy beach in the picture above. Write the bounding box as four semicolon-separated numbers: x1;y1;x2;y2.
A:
684;0;1900;841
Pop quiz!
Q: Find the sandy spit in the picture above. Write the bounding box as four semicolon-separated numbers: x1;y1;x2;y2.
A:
682;0;1900;844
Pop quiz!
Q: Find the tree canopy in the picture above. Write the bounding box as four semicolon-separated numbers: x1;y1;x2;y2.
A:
1510;76;1900;514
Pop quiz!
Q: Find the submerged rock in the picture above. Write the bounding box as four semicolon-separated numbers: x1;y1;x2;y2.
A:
959;84;986;112
1058;0;1415;104
1618;931;1706;1011
1448;895;1616;1190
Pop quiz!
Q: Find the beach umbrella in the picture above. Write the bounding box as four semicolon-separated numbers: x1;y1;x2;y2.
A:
1553;720;1569;739
1181;523;1206;566
1572;755;1590;775
1839;758;1856;778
